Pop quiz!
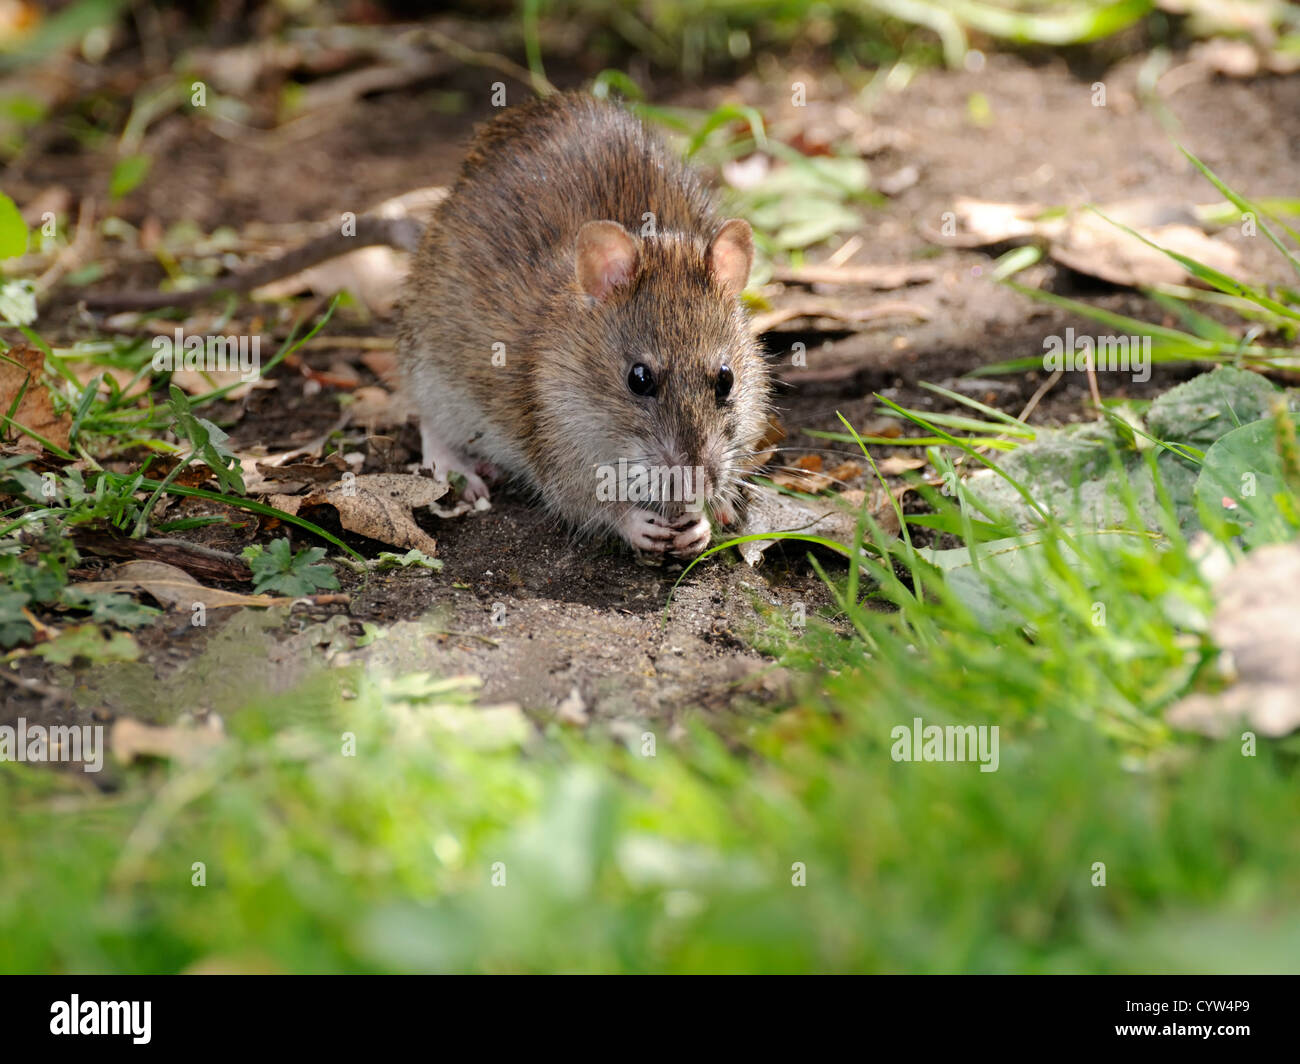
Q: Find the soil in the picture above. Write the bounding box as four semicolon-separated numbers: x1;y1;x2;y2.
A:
4;34;1299;755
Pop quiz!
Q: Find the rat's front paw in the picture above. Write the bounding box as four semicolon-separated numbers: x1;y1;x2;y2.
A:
618;508;678;553
671;512;712;558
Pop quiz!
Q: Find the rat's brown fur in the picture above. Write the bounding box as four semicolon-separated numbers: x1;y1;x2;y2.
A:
396;92;770;556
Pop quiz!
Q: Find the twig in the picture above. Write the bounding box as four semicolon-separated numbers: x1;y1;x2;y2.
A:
420;27;555;95
1017;367;1064;423
34;198;95;299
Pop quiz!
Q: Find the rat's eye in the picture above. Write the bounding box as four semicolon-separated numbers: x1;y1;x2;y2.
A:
628;363;656;397
715;365;734;402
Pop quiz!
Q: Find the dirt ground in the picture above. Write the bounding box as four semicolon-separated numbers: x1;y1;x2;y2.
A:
5;43;1299;753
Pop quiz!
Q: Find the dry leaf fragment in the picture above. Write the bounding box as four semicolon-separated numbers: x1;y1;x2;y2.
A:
68;560;289;610
928;197;1243;288
112;716;225;765
269;472;456;555
556;686;590;726
876;455;927;476
1167;543;1300;738
737;483;904;566
0;345;70;453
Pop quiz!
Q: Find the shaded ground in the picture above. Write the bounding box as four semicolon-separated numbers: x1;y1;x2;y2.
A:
5;43;1299;746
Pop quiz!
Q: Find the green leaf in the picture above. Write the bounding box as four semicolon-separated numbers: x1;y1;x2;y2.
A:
1194;418;1300;548
109;154;151;201
0;279;36;326
0;191;28;259
372;549;442;572
59;587;161;628
32;624;139;665
243;539;340;596
1145;366;1282;450
0;586;32;648
167;384;245;495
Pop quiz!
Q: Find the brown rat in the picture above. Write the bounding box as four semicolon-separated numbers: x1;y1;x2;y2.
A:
397;92;770;558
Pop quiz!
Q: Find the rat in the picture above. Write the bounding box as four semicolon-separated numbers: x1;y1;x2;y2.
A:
397;92;770;558
87;92;770;558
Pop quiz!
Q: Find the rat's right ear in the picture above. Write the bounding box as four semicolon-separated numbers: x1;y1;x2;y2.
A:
576;221;639;301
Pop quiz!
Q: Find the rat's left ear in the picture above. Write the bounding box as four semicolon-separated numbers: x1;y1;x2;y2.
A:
706;219;754;299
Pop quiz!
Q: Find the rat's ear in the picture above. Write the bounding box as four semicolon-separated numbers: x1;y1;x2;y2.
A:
706;219;754;299
576;221;639;300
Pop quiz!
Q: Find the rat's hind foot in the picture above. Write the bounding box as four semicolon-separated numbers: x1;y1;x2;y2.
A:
420;421;489;501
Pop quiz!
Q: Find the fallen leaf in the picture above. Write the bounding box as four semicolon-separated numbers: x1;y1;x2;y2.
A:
928;197;1243;288
769;456;863;493
68;560;290;610
270;472;460;555
346;384;413;433
1167;543;1300;738
737;483;904;566
751;297;929;334
746;417;787;470
32;624;139;664
254;245;410;314
0;344;70;453
876;455;927;476
112;715;224;765
556;685;589;726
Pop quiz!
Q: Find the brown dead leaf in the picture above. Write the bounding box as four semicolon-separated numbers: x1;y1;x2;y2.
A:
1167;543;1300;738
361;348;400;381
254;245;409;315
769;262;938;288
751;297;929;334
270;472;459;555
877;455;927;476
738;482;905;566
746;418;787;470
1048;213;1241;288
68;560;289;610
770;455;863;493
112;716;225;765
254;452;349;494
0;345;70;454
929;197;1243;288
347;384;413;433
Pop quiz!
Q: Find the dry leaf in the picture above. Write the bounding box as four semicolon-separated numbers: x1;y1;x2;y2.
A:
556;686;590;726
746;417;787;470
1167;543;1300;738
270;472;459;555
737;483;904;566
0;345;70;453
770;455;862;493
347;384;413;433
877;455;926;476
112;716;225;765
69;560;289;610
254;245;409;314
751;297;929;334
930;197;1243;288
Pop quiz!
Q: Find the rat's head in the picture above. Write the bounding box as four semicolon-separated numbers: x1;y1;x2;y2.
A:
556;217;770;531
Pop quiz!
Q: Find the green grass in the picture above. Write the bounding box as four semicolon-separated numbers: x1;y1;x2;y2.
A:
4;1;1300;975
3;371;1299;972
